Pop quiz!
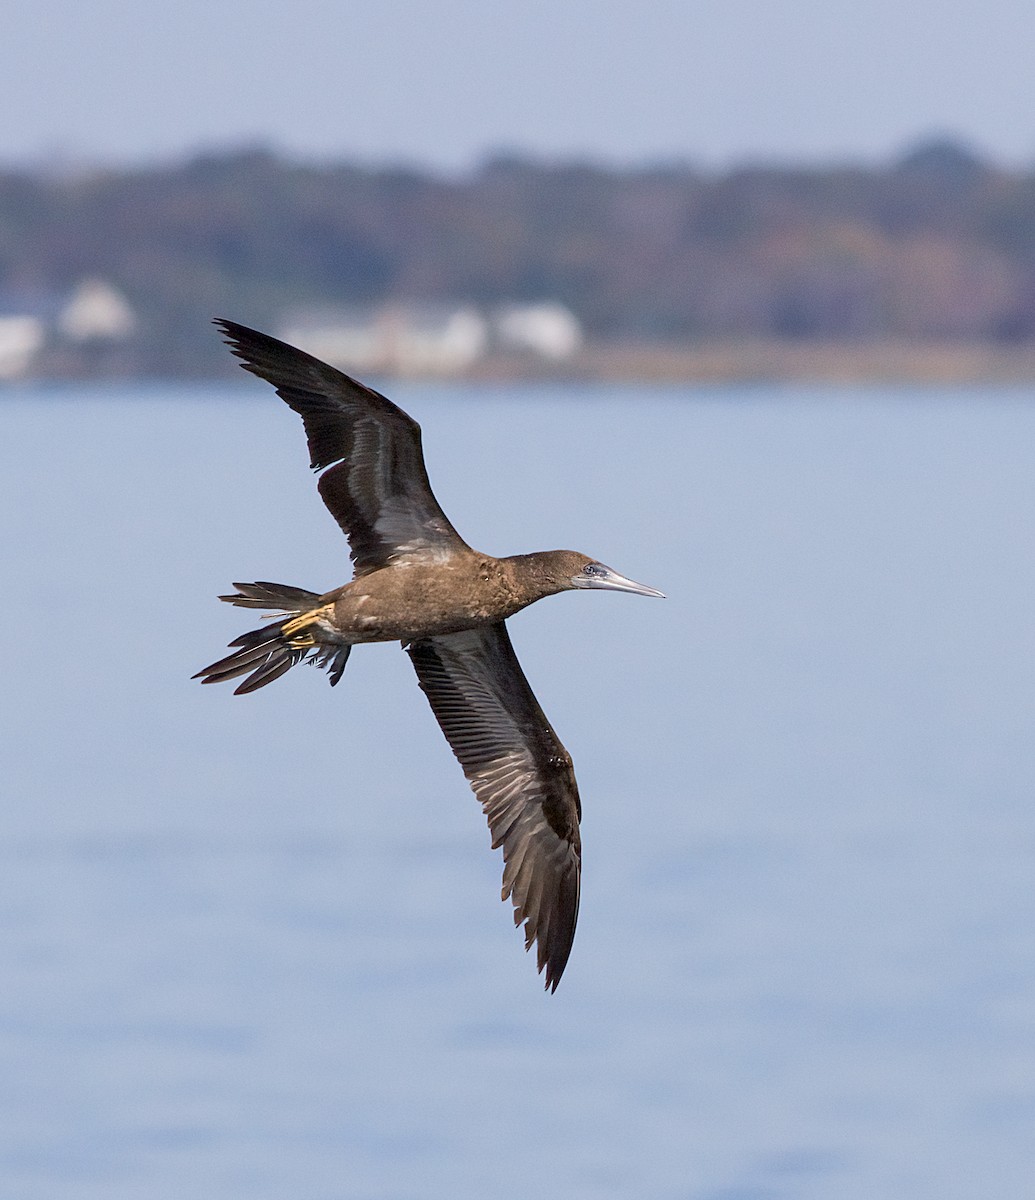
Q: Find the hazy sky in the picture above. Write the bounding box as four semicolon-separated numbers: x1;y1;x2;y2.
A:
7;0;1034;169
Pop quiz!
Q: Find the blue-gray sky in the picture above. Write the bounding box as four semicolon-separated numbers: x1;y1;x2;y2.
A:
8;0;1034;168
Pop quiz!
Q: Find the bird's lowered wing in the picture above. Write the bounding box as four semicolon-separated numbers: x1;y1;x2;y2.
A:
406;623;582;991
216;319;469;577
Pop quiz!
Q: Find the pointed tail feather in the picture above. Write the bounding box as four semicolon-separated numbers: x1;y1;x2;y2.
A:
218;581;323;611
193;616;305;694
194;582;351;693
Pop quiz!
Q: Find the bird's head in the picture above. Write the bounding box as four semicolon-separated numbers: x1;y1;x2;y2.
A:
534;550;665;598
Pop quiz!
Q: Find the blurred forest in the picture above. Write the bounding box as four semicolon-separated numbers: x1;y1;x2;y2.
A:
4;137;1035;378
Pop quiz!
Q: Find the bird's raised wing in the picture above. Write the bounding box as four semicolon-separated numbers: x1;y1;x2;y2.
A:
216;319;469;577
406;623;582;991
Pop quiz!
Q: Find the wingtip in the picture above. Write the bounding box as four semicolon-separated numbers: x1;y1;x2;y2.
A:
211;317;325;383
212;316;250;361
535;922;573;993
212;317;294;381
212;316;251;353
543;952;570;992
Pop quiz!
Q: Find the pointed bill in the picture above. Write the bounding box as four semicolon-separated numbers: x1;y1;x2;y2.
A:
570;563;665;597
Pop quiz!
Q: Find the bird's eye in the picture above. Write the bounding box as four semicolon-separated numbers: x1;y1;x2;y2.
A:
583;563;605;576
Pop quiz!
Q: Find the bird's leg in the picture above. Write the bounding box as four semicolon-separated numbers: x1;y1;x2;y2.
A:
281;612;320;649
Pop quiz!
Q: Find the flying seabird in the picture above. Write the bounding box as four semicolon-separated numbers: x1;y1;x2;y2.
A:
195;319;663;990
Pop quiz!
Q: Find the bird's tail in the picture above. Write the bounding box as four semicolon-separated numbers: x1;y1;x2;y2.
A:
193;581;351;694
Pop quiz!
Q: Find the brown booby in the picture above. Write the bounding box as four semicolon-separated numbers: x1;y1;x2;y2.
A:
195;320;663;990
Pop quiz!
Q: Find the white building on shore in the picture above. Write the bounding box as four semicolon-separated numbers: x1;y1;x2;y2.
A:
0;316;46;380
280;300;582;376
493;302;582;360
280;304;488;377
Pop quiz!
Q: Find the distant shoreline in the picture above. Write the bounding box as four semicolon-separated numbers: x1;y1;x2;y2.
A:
9;339;1035;388
462;340;1035;387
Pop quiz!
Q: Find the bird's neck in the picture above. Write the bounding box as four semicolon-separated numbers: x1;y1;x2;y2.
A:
498;552;569;607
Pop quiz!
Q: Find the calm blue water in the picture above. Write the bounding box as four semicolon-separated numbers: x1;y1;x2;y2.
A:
2;379;1034;1199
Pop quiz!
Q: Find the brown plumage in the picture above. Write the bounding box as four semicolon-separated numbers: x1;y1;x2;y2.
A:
195;319;663;990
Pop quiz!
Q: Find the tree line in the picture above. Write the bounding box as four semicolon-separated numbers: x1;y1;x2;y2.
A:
2;138;1034;375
